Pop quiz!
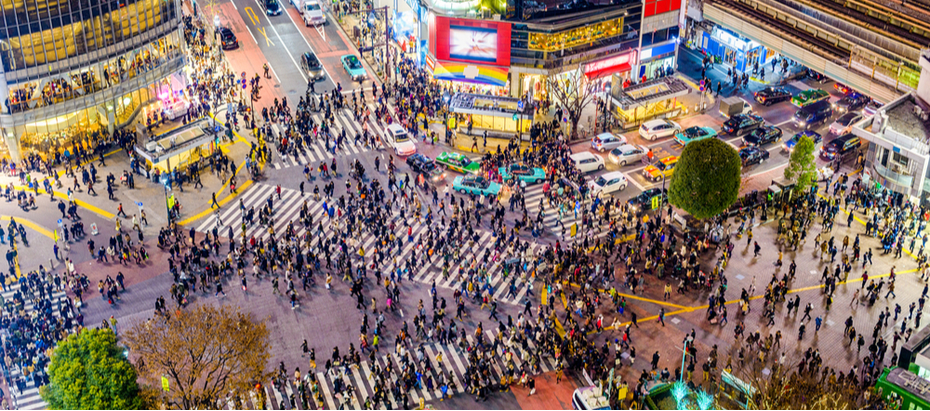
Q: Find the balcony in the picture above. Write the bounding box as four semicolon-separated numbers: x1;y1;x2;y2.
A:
872;161;915;193
1;52;187;127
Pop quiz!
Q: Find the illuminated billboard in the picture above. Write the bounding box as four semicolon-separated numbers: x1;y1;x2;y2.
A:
430;16;511;67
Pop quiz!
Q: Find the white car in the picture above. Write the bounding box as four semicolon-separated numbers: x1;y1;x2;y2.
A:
639;119;681;141
385;124;416;156
302;0;326;25
570;152;605;173
590;132;627;152
588;171;628;196
608;144;648;166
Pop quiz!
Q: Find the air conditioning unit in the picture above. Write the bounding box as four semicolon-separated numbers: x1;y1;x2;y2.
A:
145;142;157;151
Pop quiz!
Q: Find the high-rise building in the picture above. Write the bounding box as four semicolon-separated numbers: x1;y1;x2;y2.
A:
0;0;187;162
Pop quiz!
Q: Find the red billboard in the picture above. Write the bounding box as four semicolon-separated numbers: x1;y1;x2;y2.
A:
643;0;681;17
429;16;511;67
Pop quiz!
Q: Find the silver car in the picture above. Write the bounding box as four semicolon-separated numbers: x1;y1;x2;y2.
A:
608;144;648;166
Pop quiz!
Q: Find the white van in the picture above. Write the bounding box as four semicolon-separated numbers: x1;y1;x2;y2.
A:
385;124;416;156
302;0;326;25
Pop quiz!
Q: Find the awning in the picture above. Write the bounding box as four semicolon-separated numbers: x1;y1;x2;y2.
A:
583;52;634;80
431;59;509;87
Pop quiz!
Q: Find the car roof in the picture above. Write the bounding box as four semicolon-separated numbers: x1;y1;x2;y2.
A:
595;132;618;139
570;152;596;160
660;156;678;163
838;112;860;121
387;124;404;132
642;119;669;127
600;171;626;179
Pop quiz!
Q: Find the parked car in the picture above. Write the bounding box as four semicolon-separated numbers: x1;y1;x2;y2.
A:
436;152;480;175
793;100;833;130
721;114;764;136
863;100;883;117
829;112;863;135
638;119;680;141
341;55;366;82
591;132;627;152
263;0;283;15
608;144;647;166
643;156;678;182
739;146;770;166
587;171;628;196
220;27;239;50
499;164;546;184
452;175;501;196
791;89;830;107
807;69;829;83
385;124;415;156
834;82;852;95
628;188;667;210
833;93;869;113
570;152;605;173
821;134;861;160
783;131;823;152
742;125;783;147
299;52;325;81
753;87;792;106
405;153;444;181
303;0;326;25
674;126;717;146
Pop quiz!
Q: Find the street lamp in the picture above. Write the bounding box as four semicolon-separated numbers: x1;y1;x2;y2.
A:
161;175;173;223
443;94;451;144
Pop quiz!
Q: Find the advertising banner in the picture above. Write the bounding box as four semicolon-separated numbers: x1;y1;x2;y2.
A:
430;16;511;67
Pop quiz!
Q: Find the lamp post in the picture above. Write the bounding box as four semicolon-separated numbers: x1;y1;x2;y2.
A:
161;175;172;224
443;94;451;144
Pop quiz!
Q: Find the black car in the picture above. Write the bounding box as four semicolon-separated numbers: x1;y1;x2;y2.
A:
220;27;239;50
722;113;764;136
821;134;861;160
753;87;792;106
833;93;869;113
739;146;770;166
264;0;282;14
742;125;783;147
807;69;829;83
406;153;444;181
628;188;667;209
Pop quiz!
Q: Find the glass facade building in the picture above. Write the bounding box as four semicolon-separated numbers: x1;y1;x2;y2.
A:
0;0;186;161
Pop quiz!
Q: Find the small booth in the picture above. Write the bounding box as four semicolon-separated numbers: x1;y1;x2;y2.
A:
449;93;533;140
608;76;688;131
133;118;224;173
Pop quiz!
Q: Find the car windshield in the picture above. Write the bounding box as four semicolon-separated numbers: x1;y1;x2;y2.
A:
307;3;321;10
594;176;608;186
838;114;858;125
684;127;704;137
653;162;667;171
394;132;409;143
307;56;320;67
795;110;812;121
346;56;361;68
422;162;436;172
267;0;279;6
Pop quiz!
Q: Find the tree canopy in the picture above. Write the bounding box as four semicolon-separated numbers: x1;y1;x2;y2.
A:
784;134;818;193
123;305;270;409
668;137;742;219
40;328;144;410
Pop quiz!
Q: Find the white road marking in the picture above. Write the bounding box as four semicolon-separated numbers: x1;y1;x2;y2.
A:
283;6;335;84
254;0;309;84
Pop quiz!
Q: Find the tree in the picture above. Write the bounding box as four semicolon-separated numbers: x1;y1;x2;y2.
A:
123;305;271;409
721;353;875;410
668;138;742;219
784;134;817;193
40;328;144;410
545;69;597;139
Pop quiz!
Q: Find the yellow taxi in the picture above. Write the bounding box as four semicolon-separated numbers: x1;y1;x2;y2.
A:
642;156;679;182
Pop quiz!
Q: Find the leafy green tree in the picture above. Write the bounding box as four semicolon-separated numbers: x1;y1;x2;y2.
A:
40;328;144;409
783;134;817;193
668;138;742;219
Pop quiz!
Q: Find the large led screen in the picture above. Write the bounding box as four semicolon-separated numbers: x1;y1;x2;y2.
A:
449;26;498;63
429;16;511;67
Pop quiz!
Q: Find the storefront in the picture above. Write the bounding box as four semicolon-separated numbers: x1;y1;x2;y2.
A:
609;76;688;130
133;118;224;173
638;41;678;81
449;93;532;139
701;27;769;73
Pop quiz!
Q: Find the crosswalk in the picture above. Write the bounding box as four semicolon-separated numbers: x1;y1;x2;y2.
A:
268;105;392;170
242;332;559;410
195;183;541;305
522;184;624;243
2;282;70;410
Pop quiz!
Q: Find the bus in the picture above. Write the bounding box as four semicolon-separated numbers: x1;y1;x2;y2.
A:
875;367;930;409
